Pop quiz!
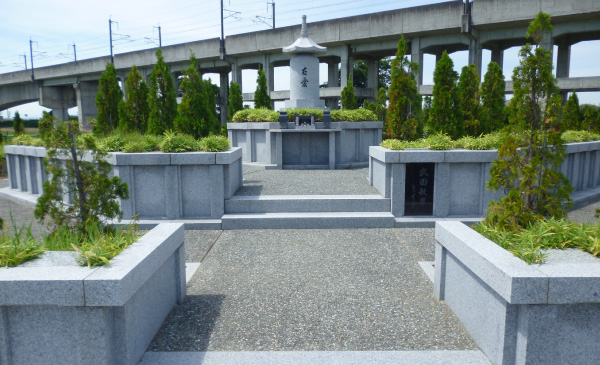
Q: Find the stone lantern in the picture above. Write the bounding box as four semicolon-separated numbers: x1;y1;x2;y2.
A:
283;15;327;109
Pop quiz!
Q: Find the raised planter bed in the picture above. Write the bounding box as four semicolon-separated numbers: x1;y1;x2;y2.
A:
2;146;243;220
0;223;186;365
369;141;600;218
228;121;383;169
434;221;600;365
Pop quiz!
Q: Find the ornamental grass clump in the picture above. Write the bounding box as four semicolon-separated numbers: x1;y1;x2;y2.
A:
0;218;44;267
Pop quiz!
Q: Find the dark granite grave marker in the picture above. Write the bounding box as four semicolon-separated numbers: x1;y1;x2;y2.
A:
404;163;434;215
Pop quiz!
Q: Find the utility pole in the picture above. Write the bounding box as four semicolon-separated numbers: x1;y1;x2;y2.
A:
109;17;117;63
220;0;225;60
22;54;27;70
29;38;34;81
272;2;275;29
72;43;77;61
155;25;162;48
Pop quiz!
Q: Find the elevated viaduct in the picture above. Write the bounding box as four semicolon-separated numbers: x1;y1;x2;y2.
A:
1;0;599;127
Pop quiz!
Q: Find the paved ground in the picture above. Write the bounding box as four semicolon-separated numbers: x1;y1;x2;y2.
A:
236;166;379;196
2;175;599;362
149;228;473;352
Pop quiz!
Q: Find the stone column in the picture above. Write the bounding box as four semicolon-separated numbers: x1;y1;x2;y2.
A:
556;39;571;78
340;46;351;88
39;85;76;122
367;59;379;96
74;81;99;130
468;39;482;77
328;61;340;87
231;61;242;91
490;46;504;70
263;56;275;109
220;71;229;124
410;37;424;86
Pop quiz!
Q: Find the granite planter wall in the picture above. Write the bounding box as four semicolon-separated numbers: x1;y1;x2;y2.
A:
369;141;600;218
228;121;383;169
0;223;186;365
3;145;243;219
434;221;600;365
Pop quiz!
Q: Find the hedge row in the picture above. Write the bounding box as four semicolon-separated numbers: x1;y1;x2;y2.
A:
231;108;377;123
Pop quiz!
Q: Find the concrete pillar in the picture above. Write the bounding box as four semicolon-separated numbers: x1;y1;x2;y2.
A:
410;37;424;86
367;59;379;94
231;61;242;91
220;71;229;124
39;86;77;122
328;61;340;87
140;68;152;84
556;40;571;78
263;56;275;109
340;46;350;88
468;39;482;77
490;46;504;70
435;52;443;64
74;81;99;130
172;72;181;95
119;72;128;100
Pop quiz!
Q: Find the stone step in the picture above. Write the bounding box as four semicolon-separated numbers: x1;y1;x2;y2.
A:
221;212;395;230
225;195;390;213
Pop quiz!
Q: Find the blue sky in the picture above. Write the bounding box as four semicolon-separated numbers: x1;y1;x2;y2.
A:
1;0;598;119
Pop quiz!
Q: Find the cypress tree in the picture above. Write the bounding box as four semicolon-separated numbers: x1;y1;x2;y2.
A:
341;74;358;110
562;91;581;131
428;51;463;139
147;49;178;135
479;61;506;133
458;64;481;136
13;111;25;136
485;12;571;231
386;36;422;140
375;87;388;122
119;65;149;133
581;104;600;132
174;54;207;138
254;66;272;109
203;78;220;133
228;82;243;121
95;62;123;135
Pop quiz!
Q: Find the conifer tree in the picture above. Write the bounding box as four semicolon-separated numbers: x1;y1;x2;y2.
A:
458;64;481;136
581;104;600;132
254;66;272;109
385;36;422;140
228;81;243;121
13;111;25;136
479;61;506;133
119;65;149;133
147;49;178;135
174;54;208;138
485;12;571;231
375;87;388;121
562;91;581;131
428;51;463;139
95;62;123;135
203;78;220;133
341;74;358;110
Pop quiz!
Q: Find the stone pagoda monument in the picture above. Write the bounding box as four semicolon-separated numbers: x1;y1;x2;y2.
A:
283;15;327;109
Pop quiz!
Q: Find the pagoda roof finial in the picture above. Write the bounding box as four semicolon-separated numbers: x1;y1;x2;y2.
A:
282;15;326;54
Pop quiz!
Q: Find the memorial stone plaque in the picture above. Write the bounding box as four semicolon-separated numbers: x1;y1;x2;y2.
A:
404;163;434;215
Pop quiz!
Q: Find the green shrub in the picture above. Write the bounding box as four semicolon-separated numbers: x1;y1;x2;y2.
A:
561;130;600;143
198;135;230;152
122;134;163;153
455;132;505;150
98;134;126;152
331;109;377;122
285;108;324;122
380;139;408;150
11;134;43;146
232;108;279;122
475;218;600;264
423;133;453;150
159;130;198;152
